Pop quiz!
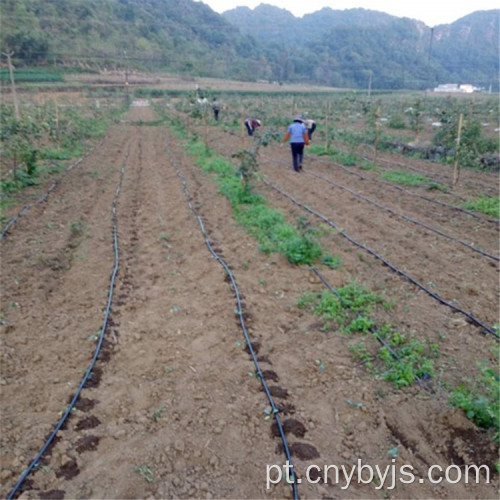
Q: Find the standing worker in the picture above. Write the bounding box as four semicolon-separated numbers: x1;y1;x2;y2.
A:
212;97;220;121
304;117;316;141
281;115;309;172
244;117;261;136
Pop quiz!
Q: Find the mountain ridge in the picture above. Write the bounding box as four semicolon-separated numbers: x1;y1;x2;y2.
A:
1;0;498;90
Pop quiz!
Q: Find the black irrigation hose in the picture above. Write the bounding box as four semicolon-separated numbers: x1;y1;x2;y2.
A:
209;124;497;225
264;178;499;340
307;170;499;262
7;153;127;500
169;143;299;500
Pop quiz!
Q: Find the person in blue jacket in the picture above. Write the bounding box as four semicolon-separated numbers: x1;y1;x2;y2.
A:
281;115;310;172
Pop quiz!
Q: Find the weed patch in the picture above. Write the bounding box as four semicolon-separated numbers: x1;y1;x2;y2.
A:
462;196;499;218
450;359;499;442
380;170;429;187
298;283;438;388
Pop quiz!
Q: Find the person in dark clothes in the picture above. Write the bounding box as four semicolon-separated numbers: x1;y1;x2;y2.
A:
244;118;261;136
212;98;220;120
281;115;310;172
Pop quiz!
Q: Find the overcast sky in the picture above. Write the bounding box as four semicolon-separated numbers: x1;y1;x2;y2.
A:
199;0;499;26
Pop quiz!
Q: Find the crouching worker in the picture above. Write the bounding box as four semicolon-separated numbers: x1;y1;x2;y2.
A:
244;118;261;136
304;118;316;141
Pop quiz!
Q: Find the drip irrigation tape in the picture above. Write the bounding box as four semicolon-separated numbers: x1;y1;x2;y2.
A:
7;154;127;500
308;155;497;225
308;170;499;262
169;147;299;500
264;179;499;340
361;153;496;197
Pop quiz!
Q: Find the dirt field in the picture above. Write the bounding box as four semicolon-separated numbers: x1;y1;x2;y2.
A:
1;100;499;499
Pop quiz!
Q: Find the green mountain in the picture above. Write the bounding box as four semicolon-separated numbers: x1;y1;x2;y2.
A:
1;0;498;90
0;0;265;80
224;5;500;90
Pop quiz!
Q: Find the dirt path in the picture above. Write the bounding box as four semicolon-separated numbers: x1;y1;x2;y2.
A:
1;104;498;499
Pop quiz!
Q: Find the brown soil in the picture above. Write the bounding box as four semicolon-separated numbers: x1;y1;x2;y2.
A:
1;101;499;500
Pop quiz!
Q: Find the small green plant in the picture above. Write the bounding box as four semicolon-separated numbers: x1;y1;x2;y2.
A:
450;360;499;442
232;147;260;187
134;465;155;483
378;332;436;388
152;404;166;422
70;221;83;236
283;234;322;265
304;282;383;332
321;254;342;269
349;342;374;370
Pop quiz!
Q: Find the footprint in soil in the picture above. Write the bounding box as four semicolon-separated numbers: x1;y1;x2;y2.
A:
276;442;320;460
267;385;289;399
271;418;307;438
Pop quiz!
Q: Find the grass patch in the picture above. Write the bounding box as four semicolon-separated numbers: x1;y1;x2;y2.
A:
299;282;384;333
309;144;358;166
298;283;438;389
380;170;429;187
0;68;64;83
182;135;328;266
462;196;499;218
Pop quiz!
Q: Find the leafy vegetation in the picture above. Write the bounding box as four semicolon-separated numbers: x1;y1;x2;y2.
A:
380;170;430;187
298;283;439;388
450;359;499;442
0;99;125;220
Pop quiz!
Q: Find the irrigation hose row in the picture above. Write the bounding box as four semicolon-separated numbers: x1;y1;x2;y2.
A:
263;178;499;340
306;153;498;225
167;138;299;500
360;152;497;197
211;125;496;225
7;149;128;500
306;169;498;261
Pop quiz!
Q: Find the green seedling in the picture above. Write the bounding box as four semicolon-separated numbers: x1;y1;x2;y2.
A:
315;359;325;371
134;466;155;483
346;399;363;408
152;404;166;422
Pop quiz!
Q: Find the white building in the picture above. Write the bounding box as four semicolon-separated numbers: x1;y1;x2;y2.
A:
433;83;478;93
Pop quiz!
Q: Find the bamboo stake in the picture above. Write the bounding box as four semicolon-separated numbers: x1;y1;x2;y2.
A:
204;108;208;150
325;101;330;152
54;99;60;151
452;113;464;187
4;51;20;121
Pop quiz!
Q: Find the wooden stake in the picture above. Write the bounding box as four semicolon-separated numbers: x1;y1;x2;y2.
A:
54;99;60;150
4;51;20;121
452;113;464;187
325;101;330;152
204;108;208;150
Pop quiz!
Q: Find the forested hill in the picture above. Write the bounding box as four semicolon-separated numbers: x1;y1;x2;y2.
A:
1;0;498;90
0;0;262;81
223;5;499;90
